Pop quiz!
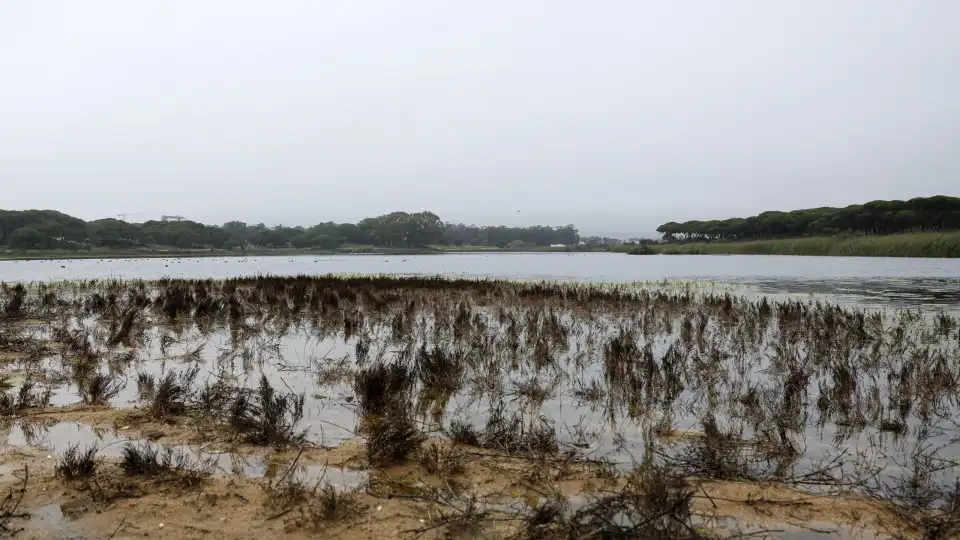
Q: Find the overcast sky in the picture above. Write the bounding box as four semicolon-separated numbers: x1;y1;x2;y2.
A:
1;1;957;237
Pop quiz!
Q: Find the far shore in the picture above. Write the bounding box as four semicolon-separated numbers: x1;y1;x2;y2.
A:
4;231;960;261
0;245;578;261
622;231;960;258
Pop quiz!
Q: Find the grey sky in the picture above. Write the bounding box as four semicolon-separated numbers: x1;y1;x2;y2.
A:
1;1;957;237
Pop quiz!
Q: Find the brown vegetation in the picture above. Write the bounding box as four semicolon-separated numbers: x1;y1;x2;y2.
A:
0;275;958;538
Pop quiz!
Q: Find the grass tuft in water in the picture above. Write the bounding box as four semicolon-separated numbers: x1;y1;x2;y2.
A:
55;443;101;480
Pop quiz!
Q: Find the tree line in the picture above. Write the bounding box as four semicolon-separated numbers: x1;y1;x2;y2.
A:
656;196;960;242
0;210;581;251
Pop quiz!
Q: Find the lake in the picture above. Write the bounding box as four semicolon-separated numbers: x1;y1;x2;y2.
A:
2;252;959;308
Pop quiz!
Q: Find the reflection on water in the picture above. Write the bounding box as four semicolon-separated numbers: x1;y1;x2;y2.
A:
31;503;70;526
7;278;959;482
750;277;960;309
3;272;959;537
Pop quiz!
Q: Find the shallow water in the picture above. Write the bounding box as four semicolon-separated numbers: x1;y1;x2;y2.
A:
3;419;366;487
10;279;957;485
2;253;959;308
3;272;958;537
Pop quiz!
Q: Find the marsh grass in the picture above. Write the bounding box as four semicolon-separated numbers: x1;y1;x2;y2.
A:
517;464;696;539
365;412;426;466
135;372;155;399
0;379;52;413
2;275;960;538
653;231;960;258
228;375;307;447
119;442;214;485
263;456;366;527
417;440;467;476
145;365;200;418
78;372;124;405
353;362;414;417
448;418;481;447
55;443;101;480
481;405;559;455
1;284;27;319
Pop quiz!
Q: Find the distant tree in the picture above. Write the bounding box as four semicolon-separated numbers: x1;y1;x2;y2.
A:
7;226;45;249
292;232;340;249
88;218;142;247
656;196;960;242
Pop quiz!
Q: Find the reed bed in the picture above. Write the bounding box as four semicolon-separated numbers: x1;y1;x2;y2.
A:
654;230;960;257
1;275;959;538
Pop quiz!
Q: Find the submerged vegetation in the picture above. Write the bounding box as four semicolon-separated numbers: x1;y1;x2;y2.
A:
1;274;959;537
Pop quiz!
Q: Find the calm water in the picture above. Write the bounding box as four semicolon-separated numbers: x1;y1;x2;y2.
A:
2;253;959;307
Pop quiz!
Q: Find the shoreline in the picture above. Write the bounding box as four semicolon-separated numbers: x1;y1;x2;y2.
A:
624;231;960;258
4;231;960;261
0;246;572;261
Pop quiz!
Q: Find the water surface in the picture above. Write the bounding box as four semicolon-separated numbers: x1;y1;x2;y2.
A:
2;253;959;308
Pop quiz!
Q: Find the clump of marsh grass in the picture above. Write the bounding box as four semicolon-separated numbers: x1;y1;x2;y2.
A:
135;371;155;399
144;365;200;418
78;372;124;405
517;464;696;539
194;377;236;419
308;483;365;524
227;375;306;447
353;362;414;417
119;442;214;486
264;455;366;527
662;415;777;482
448;418;481;447
481;404;559;455
417;440;467;476
512;375;561;407
55;443;101;480
312;356;354;386
365;412;426;466
1;284;27;319
445;406;559;455
107;306;142;347
415;344;464;398
0;378;52;413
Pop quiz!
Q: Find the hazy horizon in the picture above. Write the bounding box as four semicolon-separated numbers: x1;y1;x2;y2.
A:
5;192;956;241
2;1;958;238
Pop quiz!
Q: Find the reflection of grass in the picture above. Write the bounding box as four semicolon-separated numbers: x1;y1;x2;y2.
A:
649;231;960;257
4;274;959;538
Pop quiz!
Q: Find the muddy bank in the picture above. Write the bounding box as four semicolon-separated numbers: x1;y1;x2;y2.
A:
0;413;916;539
